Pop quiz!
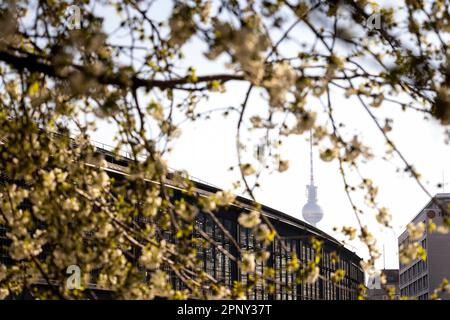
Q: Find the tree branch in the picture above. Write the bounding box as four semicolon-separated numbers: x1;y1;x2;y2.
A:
0;50;245;91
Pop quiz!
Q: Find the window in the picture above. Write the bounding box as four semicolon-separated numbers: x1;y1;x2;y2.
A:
422;239;427;249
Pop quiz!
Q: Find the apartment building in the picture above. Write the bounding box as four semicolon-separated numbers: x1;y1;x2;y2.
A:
398;193;450;300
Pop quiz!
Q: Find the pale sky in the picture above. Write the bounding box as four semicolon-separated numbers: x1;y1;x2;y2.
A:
83;0;450;269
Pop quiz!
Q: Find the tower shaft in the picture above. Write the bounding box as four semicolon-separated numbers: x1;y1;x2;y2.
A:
302;129;323;227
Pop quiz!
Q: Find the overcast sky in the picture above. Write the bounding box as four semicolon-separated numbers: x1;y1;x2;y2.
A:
84;0;450;269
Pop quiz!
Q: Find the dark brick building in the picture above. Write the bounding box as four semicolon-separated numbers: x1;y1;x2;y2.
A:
0;145;364;300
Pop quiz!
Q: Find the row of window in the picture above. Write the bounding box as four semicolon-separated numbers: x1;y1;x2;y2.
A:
1;210;364;300
418;293;429;300
167;211;363;300
400;259;427;285
400;275;428;297
399;233;427;268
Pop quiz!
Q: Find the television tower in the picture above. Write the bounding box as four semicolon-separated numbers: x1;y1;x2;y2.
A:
302;130;324;227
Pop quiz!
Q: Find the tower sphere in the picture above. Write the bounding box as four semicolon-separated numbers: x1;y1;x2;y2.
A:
302;130;324;227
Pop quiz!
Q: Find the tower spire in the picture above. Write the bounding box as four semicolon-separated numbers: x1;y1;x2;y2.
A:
302;129;323;227
310;129;314;186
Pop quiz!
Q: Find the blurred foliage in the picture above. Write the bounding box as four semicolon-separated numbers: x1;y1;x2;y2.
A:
0;0;449;299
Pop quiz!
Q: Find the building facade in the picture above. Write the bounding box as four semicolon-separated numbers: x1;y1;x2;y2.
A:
0;145;365;300
366;269;399;300
398;193;450;300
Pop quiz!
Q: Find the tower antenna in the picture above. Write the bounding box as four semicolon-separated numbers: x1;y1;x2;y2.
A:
443;171;445;193
310;129;314;185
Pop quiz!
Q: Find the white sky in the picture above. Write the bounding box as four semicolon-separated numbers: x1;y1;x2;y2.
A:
84;0;450;269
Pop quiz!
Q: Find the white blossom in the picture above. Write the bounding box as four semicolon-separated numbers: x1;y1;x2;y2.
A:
0;288;9;300
96;222;113;239
150;270;170;297
63;197;80;211
139;245;163;270
41;170;56;191
278;159;289;172
376;207;392;226
304;266;320;284
399;242;426;265
254;224;274;245
0;264;6;282
263;61;297;108
241;252;256;274
168;5;196;46
207;22;269;85
214;190;235;206
240;163;256;176
238;210;261;229
212;285;231;299
407;222;426;240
